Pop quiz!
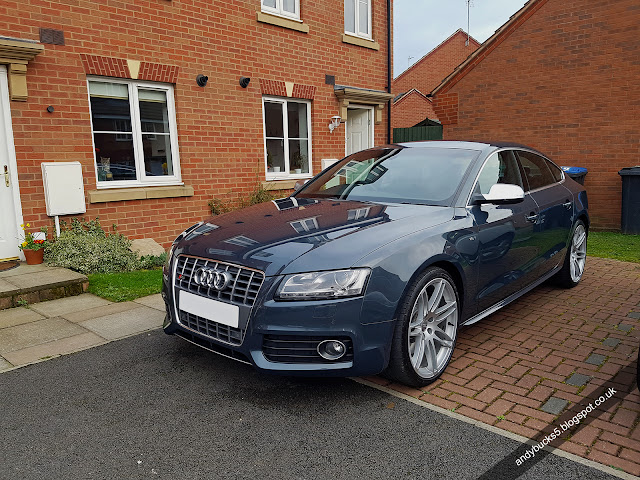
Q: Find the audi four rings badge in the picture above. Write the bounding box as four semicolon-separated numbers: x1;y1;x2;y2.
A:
193;268;233;290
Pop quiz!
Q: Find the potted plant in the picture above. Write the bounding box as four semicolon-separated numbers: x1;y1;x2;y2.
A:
18;223;47;265
266;150;276;172
291;151;305;174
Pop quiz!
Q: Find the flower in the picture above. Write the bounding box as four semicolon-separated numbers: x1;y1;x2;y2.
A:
18;224;48;251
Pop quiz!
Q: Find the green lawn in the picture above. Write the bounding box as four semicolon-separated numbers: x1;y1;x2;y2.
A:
587;231;640;263
87;269;163;302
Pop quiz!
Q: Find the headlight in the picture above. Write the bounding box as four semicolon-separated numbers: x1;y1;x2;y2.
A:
276;268;370;301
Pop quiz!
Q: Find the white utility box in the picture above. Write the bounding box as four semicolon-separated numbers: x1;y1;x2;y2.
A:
321;158;339;170
41;162;86;216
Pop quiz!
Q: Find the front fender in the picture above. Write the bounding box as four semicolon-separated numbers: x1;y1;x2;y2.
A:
356;216;476;327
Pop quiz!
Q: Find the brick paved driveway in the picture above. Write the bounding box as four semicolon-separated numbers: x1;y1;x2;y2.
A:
370;257;640;476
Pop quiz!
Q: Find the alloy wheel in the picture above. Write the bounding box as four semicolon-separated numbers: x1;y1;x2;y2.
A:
569;224;587;283
407;277;458;379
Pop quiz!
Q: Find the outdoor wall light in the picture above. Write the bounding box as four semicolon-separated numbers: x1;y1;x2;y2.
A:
46;106;54;113
196;74;208;87
239;76;251;88
329;115;342;133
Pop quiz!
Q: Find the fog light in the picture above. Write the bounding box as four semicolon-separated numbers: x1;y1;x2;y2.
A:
317;340;347;360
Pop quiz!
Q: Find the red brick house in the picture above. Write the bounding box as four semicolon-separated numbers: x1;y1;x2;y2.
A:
432;0;640;230
392;29;479;128
0;0;393;261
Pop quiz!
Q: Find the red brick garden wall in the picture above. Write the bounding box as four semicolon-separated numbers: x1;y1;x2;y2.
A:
3;0;391;246
433;0;640;230
391;91;436;129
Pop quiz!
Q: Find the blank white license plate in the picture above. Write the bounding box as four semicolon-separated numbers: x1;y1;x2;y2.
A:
179;291;239;329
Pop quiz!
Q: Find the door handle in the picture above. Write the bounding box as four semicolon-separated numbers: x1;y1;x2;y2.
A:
526;213;539;223
563;201;572;210
3;165;9;187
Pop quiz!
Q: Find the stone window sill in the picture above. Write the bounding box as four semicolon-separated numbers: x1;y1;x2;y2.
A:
88;185;194;203
261;179;304;191
342;34;380;51
257;12;309;33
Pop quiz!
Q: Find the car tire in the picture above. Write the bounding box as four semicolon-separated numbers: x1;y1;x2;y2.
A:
555;219;588;288
385;267;460;387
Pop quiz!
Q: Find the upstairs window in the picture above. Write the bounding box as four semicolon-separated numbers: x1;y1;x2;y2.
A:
88;78;181;188
262;0;300;20
345;0;371;39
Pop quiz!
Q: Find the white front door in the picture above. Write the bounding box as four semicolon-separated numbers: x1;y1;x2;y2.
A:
0;66;22;261
346;108;372;155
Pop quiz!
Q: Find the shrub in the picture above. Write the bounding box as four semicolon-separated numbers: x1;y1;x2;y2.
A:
138;252;167;269
207;197;232;216
208;183;277;216
44;218;144;274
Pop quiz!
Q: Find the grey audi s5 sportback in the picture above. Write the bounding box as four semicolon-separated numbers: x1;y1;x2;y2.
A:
162;141;589;387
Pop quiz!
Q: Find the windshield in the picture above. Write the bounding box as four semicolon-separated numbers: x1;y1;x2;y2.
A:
295;147;480;205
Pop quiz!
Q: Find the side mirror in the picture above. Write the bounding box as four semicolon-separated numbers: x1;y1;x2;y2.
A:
294;179;309;192
472;184;525;205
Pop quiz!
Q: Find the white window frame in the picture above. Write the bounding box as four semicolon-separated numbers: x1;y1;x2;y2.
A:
224;235;259;247
262;96;313;181
347;207;370;220
290;217;319;233
344;0;372;40
87;76;182;189
261;0;300;21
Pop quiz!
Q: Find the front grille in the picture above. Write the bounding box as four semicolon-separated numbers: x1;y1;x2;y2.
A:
175;256;264;307
262;335;354;364
179;310;242;345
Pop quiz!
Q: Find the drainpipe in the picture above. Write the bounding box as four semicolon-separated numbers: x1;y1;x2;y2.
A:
387;0;392;144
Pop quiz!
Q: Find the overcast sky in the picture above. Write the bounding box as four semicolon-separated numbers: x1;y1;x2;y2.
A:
394;0;528;77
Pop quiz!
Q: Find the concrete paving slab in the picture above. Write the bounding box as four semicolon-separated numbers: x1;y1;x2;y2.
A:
62;301;139;323
0;355;13;372
0;307;45;330
133;293;165;311
0;278;19;295
617;323;634;331
0;317;88;354
29;294;111;318
0;263;50;279
8;268;87;290
79;306;164;340
3;332;105;366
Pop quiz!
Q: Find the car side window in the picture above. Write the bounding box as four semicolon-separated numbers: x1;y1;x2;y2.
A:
517;151;557;191
546;159;563;182
475;150;524;196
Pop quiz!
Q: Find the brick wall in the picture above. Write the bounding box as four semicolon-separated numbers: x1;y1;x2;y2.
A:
433;0;640;230
391;91;436;129
3;0;391;247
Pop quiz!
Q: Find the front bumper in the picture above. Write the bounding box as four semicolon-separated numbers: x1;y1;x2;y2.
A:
161;267;394;377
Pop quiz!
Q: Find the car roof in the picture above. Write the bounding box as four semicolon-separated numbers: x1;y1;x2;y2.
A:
394;140;537;150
